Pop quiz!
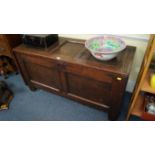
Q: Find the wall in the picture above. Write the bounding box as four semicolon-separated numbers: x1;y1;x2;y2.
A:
59;34;150;92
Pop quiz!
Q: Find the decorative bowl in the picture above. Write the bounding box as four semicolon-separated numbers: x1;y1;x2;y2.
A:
85;35;126;61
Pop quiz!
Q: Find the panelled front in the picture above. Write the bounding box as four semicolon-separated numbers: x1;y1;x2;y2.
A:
65;73;111;108
14;52;126;111
63;64;113;108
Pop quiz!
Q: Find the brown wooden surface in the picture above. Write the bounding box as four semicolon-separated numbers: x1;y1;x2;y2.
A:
13;37;136;120
14;39;136;77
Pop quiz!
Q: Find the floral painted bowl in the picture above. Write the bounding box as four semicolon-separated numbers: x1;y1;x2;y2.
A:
85;35;126;61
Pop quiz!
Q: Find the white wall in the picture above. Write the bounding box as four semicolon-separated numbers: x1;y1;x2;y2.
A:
59;34;150;92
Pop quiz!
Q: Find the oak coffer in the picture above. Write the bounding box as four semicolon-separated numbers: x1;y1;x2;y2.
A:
12;38;136;120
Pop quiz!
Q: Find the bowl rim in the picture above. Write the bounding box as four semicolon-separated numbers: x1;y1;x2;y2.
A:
85;35;126;54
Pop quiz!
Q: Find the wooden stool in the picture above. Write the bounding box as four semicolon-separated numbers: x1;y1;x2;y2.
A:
0;81;13;110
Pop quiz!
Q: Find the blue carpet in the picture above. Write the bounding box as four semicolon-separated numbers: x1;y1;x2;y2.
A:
0;74;138;121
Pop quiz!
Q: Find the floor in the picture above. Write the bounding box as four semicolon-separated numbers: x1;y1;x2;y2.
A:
0;74;141;121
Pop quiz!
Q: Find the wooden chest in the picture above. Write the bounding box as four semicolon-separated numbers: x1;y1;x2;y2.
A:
13;38;136;120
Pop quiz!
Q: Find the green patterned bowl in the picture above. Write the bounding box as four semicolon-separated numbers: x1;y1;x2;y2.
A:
85;35;126;61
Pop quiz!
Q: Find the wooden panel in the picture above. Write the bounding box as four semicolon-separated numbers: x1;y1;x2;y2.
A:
75;46;136;76
66;73;112;106
23;60;61;91
64;62;113;83
51;41;85;59
22;54;58;69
